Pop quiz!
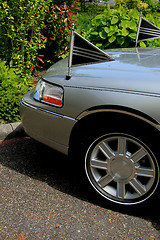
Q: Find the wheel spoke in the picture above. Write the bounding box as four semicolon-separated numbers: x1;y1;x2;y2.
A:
117;182;126;199
98;174;113;188
129;178;146;195
98;142;115;159
91;159;107;170
131;148;147;163
135;167;154;178
118;137;126;155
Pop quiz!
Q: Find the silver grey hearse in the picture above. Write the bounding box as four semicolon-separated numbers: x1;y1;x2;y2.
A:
20;21;160;207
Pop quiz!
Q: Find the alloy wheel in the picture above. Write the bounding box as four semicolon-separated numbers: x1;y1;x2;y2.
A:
85;134;159;205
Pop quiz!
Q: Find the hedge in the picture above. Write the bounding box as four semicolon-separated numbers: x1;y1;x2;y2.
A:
0;1;76;78
0;61;33;123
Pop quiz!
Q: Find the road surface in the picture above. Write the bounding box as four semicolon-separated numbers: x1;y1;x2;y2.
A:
0;137;160;239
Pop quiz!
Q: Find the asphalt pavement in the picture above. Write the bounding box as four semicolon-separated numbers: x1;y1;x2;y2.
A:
0;124;160;239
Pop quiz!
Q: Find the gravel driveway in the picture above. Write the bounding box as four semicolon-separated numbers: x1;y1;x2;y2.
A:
0;137;160;239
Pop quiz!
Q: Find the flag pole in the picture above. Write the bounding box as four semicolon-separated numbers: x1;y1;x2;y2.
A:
66;23;75;80
136;11;142;48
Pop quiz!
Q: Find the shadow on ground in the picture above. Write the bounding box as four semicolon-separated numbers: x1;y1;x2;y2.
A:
0;136;160;232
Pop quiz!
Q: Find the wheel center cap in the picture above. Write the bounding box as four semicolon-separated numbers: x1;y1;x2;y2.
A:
111;156;133;180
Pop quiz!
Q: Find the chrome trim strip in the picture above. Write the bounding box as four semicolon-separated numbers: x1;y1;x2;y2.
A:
65;85;160;98
22;101;37;110
22;100;75;121
77;109;160;131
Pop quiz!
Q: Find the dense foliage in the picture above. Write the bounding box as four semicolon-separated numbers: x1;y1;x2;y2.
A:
39;3;77;69
0;0;76;78
0;61;33;123
53;0;75;6
115;0;160;13
0;0;49;78
81;5;160;49
86;6;139;48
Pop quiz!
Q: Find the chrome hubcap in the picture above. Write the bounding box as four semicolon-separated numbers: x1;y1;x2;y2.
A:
87;134;157;204
110;156;134;181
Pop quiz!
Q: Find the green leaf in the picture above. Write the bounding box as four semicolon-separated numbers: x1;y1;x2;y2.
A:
109;35;116;43
96;43;103;48
140;42;146;48
128;33;136;39
104;27;109;33
104;5;111;17
122;28;129;36
108;31;114;37
110;25;118;33
101;20;106;26
99;30;107;39
129;9;139;20
120;20;130;29
128;22;137;31
107;25;118;36
111;17;118;25
117;36;125;45
95;14;105;20
90;31;99;36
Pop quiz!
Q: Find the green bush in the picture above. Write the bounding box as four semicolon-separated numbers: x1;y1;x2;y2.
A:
87;5;160;49
75;12;93;35
115;0;160;13
0;1;76;77
145;0;160;12
40;3;76;69
87;5;139;49
0;0;50;78
53;0;75;6
0;61;33;123
115;0;149;13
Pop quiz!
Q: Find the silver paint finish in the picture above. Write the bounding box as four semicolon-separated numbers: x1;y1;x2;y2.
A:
20;98;77;155
42;48;160;124
21;48;160;153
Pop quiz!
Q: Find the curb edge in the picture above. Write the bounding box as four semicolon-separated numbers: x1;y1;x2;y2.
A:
0;122;26;141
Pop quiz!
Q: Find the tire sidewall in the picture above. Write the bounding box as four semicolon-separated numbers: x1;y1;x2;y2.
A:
84;131;160;206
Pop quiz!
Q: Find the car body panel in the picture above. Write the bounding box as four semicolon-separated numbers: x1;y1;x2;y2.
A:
59;85;160;122
21;48;160;155
21;97;76;155
44;48;160;95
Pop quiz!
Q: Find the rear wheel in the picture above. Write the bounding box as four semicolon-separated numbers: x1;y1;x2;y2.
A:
85;132;159;206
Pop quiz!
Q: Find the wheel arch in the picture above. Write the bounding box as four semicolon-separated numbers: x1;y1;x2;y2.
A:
69;105;160;154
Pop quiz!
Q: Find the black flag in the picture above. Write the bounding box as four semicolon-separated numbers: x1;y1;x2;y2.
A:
66;24;114;79
136;16;160;46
